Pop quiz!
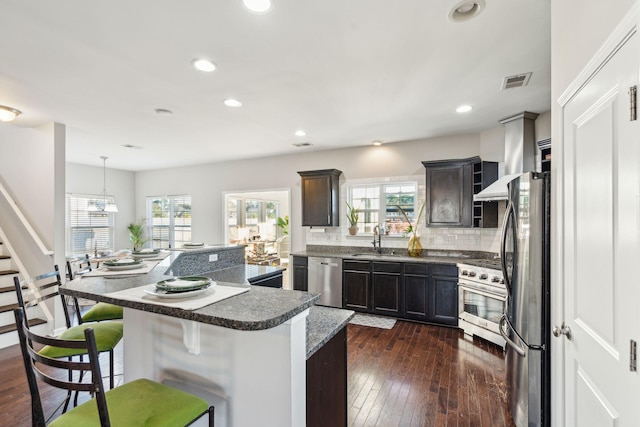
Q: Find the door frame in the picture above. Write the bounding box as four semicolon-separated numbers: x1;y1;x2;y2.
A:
553;4;639;426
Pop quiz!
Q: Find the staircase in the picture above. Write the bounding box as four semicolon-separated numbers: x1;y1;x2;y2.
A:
0;240;47;348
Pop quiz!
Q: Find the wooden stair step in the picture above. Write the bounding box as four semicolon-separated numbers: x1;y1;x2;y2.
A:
0;303;19;314
0;317;46;335
0;270;19;276
0;286;15;294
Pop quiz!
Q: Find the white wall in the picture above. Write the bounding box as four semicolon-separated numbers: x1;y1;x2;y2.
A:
0;122;67;279
66;163;136;251
136;133;483;254
551;0;635;101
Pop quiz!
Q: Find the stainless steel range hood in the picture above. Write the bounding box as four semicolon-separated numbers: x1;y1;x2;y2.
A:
474;111;539;201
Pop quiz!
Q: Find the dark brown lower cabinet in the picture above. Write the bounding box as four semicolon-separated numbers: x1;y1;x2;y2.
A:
306;327;347;427
292;256;308;291
404;263;429;321
372;262;403;316
428;264;459;326
343;260;371;312
343;259;458;327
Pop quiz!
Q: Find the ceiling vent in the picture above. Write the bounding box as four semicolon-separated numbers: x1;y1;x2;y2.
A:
293;142;313;147
501;72;532;90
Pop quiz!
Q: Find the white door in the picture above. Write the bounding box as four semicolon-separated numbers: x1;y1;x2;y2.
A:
559;15;640;427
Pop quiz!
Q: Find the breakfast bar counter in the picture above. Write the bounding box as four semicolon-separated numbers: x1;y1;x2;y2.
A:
60;246;346;427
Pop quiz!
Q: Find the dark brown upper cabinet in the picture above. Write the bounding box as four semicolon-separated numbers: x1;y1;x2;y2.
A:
298;169;342;227
423;157;477;227
423;157;498;228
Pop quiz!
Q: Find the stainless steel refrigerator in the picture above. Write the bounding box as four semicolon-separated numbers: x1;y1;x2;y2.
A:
499;172;551;427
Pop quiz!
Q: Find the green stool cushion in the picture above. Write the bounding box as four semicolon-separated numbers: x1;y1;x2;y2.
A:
39;321;123;359
49;378;209;427
81;302;124;322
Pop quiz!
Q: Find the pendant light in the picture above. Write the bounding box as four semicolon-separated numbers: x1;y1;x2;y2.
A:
89;156;118;213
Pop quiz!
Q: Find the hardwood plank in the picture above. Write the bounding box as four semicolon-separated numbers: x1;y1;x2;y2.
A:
347;321;514;427
1;319;514;427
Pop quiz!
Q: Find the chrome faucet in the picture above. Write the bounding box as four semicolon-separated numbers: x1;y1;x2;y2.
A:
372;225;382;254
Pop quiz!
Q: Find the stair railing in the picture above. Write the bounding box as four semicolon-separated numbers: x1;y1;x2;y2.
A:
0;224;54;324
0;179;54;257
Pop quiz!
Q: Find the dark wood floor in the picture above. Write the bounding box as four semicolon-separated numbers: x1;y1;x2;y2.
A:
347;321;514;427
0;320;512;427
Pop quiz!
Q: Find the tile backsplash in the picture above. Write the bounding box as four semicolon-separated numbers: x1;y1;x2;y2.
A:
305;202;505;255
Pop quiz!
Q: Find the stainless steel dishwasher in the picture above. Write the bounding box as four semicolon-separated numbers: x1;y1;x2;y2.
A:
307;257;342;308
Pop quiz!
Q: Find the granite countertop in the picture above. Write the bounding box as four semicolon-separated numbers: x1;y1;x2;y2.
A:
291;248;496;265
60;253;318;332
306;306;354;359
61;246;358;358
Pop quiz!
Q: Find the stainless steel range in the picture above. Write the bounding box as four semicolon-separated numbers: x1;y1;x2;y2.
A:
457;259;506;348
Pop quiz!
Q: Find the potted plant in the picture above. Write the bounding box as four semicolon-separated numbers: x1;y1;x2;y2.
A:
127;219;148;251
346;202;359;235
277;215;289;235
398;201;425;257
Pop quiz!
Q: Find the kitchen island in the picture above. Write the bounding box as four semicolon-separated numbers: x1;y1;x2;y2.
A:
61;246;353;427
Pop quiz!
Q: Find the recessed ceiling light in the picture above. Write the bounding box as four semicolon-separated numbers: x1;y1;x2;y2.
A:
154;108;173;115
372;140;383;146
0;105;21;122
243;0;272;13
192;58;217;72
448;0;485;22
456;105;473;113
295;130;307;137
224;99;242;108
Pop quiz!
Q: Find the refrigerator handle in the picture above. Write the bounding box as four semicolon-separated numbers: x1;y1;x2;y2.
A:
499;315;526;356
500;201;514;295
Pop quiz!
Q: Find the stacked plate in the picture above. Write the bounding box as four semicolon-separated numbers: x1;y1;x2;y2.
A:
183;242;205;249
103;258;144;271
131;249;162;259
144;276;214;299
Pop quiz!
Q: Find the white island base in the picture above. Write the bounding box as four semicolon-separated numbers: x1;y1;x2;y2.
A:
123;307;309;427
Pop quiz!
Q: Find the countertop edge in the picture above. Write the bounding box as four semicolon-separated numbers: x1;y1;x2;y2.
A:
306;306;355;359
61;286;320;331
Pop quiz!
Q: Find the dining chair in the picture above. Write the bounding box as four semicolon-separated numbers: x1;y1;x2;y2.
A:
65;254;92;280
66;258;124;323
276;235;290;265
14;308;214;426
13;266;123;394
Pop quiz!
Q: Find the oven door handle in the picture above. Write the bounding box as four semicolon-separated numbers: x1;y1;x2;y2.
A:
458;284;507;301
499;315;526;356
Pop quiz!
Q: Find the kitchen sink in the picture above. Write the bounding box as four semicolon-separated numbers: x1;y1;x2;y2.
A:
350;253;401;258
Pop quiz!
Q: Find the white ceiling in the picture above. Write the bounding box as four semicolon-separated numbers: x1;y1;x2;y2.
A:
0;0;550;171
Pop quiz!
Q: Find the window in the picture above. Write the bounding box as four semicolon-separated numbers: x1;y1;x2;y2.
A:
146;195;192;248
66;194;115;254
226;197;280;243
348;182;417;236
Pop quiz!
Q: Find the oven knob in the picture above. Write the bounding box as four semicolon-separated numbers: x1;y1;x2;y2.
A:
479;273;488;280
491;276;500;282
468;271;476;277
499;278;505;284
462;270;468;276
